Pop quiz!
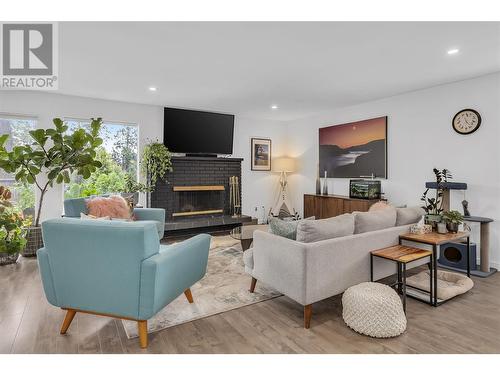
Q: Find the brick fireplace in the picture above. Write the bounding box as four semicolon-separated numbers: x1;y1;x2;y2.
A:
151;156;254;234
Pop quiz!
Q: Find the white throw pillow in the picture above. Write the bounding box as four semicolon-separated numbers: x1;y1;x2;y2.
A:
80;212;111;220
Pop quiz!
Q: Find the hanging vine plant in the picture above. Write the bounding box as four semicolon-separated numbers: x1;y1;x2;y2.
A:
140;141;173;190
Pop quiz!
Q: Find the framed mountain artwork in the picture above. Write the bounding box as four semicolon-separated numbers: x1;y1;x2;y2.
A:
319;116;387;178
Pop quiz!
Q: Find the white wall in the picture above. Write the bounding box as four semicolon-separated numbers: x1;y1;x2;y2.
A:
286;72;500;266
0;91;287;220
233;117;288;218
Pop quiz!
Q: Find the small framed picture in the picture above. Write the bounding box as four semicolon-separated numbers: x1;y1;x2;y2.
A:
251;138;272;171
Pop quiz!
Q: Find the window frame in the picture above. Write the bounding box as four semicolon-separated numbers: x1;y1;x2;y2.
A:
62;117;140;201
0;113;38;215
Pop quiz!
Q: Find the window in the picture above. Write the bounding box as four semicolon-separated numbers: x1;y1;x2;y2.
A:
64;119;138;199
0;115;37;218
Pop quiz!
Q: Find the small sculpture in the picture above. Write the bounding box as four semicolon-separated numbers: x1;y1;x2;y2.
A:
462;200;470;217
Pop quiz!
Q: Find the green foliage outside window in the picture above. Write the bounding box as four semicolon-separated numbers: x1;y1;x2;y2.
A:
64;121;140;199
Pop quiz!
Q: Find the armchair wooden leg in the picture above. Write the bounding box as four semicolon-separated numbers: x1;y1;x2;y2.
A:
60;309;77;334
249;277;257;293
304;304;312;329
184;288;194;303
138;320;148;349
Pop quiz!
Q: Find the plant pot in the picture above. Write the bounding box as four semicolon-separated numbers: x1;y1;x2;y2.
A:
425;214;442;229
23;226;44;257
437;222;448;234
0;252;20;266
446;222;459;233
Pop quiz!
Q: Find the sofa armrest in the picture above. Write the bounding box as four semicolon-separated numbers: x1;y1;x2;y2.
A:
37;247;58;306
252;231;308;305
133;208;165;239
138;234;210;320
133;208;165;223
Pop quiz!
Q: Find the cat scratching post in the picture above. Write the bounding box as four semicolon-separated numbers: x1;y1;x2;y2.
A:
465;216;496;276
425;181;496;277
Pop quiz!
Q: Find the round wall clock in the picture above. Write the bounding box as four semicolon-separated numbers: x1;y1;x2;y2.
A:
452;109;481;135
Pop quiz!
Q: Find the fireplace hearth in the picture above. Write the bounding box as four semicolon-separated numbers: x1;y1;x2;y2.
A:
151;156;254;235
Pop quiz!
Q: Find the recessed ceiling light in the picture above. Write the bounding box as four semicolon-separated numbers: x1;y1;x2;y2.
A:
447;48;459;55
149;87;157;91
271;105;278;110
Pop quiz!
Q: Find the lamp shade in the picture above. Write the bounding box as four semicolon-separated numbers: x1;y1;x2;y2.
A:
273;157;296;173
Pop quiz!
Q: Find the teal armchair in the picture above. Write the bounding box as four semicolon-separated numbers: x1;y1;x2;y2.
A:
63;197;166;239
38;218;210;348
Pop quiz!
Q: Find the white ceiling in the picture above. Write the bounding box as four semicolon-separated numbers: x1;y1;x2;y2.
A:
58;22;500;121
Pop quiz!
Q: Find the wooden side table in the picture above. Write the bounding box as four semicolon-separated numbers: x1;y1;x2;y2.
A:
399;231;471;306
371;245;433;312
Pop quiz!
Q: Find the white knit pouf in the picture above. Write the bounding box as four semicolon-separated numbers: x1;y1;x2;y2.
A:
342;282;407;338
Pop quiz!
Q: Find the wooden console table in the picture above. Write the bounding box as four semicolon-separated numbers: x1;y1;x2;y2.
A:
304;194;379;219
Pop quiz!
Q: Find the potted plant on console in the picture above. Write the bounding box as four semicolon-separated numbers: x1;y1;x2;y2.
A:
442;210;464;233
0;118;103;256
420;189;443;227
420;168;452;228
0;186;29;266
140;141;172;207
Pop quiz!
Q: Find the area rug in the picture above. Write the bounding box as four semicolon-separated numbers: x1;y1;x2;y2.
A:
122;235;281;338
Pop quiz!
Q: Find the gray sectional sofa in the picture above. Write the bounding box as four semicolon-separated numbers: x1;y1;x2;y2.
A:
243;206;424;328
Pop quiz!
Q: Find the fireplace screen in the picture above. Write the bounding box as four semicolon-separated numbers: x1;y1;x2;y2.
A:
172;185;225;217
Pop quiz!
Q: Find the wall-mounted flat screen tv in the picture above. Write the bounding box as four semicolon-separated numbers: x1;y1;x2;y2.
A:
163;107;234;155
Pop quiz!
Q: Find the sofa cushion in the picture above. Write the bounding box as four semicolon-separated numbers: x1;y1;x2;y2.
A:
269;217;314;240
396;206;425;226
296;214;355;243
354;208;397;234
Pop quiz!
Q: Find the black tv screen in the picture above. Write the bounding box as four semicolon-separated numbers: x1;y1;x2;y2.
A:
163;107;234;154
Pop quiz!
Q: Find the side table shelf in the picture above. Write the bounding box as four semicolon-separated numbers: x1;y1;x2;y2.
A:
399;231;471;307
371;245;433;312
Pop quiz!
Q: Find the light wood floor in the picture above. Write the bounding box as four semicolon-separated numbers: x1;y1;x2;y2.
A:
1;256;500;354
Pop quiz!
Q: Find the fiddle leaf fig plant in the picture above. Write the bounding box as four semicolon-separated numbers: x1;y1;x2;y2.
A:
0;118;103;227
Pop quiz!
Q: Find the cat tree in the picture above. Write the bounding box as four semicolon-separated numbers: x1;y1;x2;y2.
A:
425;181;496;277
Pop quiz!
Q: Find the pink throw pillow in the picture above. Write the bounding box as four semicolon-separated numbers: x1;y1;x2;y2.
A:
86;195;132;220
